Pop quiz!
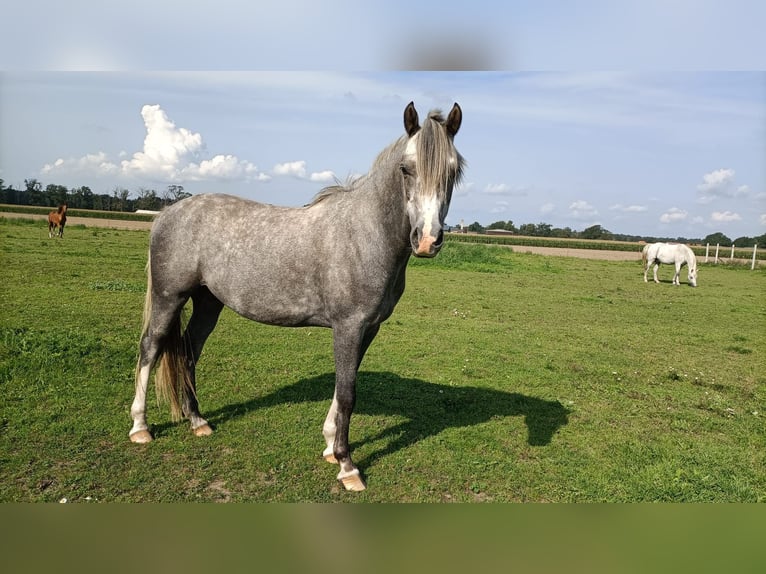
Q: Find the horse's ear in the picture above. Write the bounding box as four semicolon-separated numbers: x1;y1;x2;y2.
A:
446;103;462;137
404;101;420;136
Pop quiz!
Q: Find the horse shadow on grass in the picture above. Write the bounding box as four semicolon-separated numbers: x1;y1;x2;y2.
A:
169;372;570;471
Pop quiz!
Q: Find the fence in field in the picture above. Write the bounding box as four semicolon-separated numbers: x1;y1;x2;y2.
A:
704;243;760;270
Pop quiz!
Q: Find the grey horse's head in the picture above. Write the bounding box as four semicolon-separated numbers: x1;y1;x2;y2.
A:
400;101;464;257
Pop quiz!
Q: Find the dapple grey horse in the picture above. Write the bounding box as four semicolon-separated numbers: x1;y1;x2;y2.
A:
129;102;464;491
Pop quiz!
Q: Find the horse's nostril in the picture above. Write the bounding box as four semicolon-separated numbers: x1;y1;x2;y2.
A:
434;229;444;247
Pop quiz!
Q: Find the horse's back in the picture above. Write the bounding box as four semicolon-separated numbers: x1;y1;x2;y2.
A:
148;193;383;327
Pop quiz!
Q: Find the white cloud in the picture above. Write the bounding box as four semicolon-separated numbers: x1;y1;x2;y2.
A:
659;207;688;223
710;210;742;223
697;168;750;203
490;200;510;213
760;214;766;226
569;200;598;219
698;168;734;192
273;160;307;177
609;203;647;212
309;170;336;183
121;104;204;179
42;152;119;175
272;161;335;182
484;183;528;196
40;104;268;184
485;183;511;194
181;154;265;181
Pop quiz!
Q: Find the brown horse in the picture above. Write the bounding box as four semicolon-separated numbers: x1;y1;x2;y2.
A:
48;204;68;238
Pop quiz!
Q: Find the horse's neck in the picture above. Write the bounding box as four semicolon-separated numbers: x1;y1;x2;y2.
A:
367;169;410;240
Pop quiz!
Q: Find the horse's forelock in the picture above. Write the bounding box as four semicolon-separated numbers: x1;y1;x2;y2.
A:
321;108;463;203
416;110;464;195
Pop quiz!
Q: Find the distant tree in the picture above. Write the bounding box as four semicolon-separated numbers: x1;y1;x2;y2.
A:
703;232;732;247
487;220;508;230
517;223;536;236
581;224;612;240
732;236;756;247
111;186;131;211
45;183;68;206
136;187;161;210
163;184;191;205
535;222;553;237
551;227;574;238
71;186;94;209
25;178;44;205
467;221;485;233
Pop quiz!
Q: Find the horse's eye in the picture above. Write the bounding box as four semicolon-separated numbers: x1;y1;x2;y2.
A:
400;164;411;177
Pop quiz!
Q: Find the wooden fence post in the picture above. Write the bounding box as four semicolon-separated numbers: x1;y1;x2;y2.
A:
715;243;720;264
730;244;735;260
705;243;710;263
753;244;758;270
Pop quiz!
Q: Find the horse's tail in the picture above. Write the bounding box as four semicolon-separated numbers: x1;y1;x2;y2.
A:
641;245;648;267
136;253;193;422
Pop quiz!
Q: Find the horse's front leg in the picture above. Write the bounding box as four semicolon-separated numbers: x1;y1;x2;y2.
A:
673;264;681;285
322;322;374;491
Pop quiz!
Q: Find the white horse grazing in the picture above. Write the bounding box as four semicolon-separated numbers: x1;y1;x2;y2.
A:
642;242;698;287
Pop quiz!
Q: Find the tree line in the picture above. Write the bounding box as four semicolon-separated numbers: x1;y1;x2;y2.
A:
456;219;764;248
2;178;761;247
0;178;190;212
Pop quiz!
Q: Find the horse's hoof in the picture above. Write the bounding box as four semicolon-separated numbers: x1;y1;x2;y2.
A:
193;424;213;437
338;468;366;491
323;447;338;464
340;472;367;492
130;430;153;443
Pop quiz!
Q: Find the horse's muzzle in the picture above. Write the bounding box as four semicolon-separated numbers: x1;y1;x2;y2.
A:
411;228;444;258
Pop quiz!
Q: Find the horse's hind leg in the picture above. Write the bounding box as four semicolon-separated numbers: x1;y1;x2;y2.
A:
653;263;661;284
181;287;224;436
130;292;188;442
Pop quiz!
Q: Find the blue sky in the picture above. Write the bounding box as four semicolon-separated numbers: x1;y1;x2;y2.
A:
2;2;764;239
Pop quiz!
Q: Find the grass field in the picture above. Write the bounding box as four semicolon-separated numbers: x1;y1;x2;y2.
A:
1;217;764;502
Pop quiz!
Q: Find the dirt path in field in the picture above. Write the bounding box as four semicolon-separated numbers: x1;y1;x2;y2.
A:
3;211;153;231
506;244;642;261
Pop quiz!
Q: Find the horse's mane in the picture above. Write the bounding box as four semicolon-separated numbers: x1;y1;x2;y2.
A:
307;178;357;206
683;244;697;268
306;109;464;207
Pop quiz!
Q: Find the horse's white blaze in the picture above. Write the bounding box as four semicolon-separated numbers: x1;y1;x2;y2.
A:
416;194;441;254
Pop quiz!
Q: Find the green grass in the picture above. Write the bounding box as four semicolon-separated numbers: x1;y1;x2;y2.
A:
1;218;764;502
